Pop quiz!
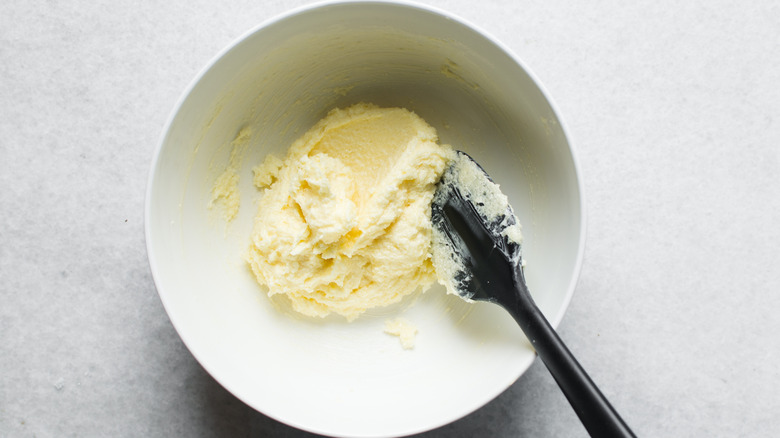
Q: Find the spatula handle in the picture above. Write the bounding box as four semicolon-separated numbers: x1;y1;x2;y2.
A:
506;268;636;438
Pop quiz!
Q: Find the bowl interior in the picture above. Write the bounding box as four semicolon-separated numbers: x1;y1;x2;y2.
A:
147;2;583;437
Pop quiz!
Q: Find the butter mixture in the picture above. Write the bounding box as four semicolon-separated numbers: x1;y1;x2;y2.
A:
384;317;418;349
247;103;454;320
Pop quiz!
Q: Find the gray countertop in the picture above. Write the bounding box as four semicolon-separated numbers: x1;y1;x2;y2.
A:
2;1;779;436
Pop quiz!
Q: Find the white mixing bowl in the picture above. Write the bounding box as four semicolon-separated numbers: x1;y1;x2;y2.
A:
146;1;584;436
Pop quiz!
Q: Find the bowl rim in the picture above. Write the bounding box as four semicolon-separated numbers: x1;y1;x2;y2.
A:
144;1;586;436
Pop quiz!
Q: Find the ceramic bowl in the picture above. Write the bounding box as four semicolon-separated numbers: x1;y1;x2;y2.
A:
146;1;584;436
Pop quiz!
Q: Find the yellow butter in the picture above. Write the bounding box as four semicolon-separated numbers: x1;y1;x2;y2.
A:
246;103;454;320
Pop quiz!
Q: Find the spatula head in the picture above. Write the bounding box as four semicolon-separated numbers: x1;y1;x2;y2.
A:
431;151;524;303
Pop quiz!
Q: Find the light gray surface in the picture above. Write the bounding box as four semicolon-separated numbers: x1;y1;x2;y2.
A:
1;0;778;437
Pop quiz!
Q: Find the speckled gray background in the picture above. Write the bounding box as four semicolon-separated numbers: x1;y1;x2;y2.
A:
2;1;779;437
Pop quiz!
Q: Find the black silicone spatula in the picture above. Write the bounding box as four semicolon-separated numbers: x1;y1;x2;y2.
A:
431;151;635;438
